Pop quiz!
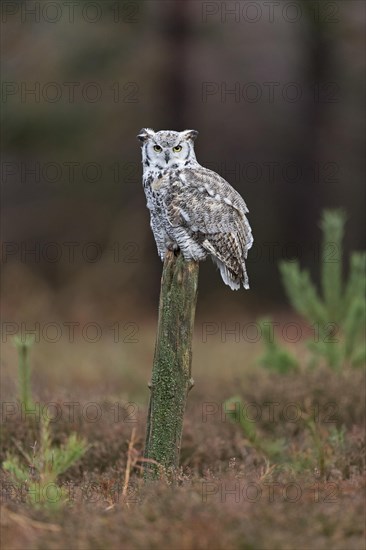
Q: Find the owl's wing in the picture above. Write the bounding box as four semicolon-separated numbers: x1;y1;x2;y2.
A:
184;166;250;214
164;167;252;247
163;167;253;288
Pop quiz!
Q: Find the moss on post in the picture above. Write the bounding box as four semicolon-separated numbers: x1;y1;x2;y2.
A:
144;250;199;480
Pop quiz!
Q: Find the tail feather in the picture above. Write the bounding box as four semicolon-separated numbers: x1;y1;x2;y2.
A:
202;236;250;290
213;258;240;290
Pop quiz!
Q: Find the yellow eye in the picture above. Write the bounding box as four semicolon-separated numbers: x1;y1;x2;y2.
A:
173;145;182;152
153;145;162;152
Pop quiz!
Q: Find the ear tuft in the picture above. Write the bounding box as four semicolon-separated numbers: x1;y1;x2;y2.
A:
137;128;154;142
181;129;199;142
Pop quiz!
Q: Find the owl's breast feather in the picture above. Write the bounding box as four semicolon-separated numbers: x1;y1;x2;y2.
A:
151;174;169;192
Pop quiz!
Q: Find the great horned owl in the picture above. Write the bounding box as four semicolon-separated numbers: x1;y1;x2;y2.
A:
137;128;253;290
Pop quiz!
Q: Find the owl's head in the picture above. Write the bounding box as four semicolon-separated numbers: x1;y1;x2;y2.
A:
137;128;199;170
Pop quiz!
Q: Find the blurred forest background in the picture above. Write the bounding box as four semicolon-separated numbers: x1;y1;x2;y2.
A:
1;0;365;332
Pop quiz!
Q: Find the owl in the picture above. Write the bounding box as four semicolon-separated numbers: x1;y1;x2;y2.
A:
137;128;253;290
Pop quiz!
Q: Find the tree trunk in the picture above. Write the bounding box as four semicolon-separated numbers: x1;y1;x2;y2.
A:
144;250;199;480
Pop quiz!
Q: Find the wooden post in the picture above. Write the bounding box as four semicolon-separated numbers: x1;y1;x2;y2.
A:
144;250;199;480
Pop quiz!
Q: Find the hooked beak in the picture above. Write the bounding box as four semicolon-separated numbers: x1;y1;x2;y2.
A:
164;151;170;163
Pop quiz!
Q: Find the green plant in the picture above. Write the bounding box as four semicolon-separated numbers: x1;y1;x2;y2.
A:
5;336;89;509
257;318;299;373
13;335;34;411
223;396;286;461
302;416;327;477
259;210;365;370
3;416;89;509
224;396;257;444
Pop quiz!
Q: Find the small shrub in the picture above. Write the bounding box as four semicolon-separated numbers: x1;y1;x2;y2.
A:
259;210;365;371
257;318;299;373
4;338;89;509
3;416;89;509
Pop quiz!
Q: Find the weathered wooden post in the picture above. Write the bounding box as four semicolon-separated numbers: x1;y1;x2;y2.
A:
144;250;199;480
